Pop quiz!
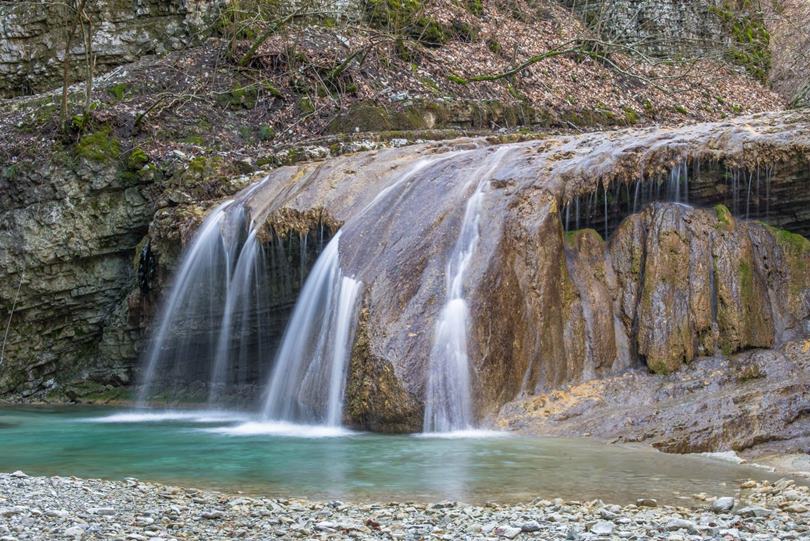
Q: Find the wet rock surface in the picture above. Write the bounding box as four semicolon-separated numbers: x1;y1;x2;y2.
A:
1;111;809;438
498;339;810;456
1;473;809;540
239;111;810;430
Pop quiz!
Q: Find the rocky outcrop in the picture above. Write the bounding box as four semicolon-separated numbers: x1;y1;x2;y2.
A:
473;201;807;421
0;142;256;400
227;110;810;430
0;0;223;97
345;308;424;433
497;338;810;456
765;1;810;107
559;0;727;55
611;203;808;373
0;156;155;397
793;82;810;109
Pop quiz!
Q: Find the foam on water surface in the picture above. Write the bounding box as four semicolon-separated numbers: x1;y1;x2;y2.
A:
84;410;252;424
203;421;354;438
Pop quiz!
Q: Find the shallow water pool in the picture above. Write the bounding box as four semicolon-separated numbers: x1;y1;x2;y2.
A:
0;406;782;505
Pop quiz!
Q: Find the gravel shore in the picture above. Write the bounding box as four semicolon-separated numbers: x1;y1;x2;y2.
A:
1;471;809;540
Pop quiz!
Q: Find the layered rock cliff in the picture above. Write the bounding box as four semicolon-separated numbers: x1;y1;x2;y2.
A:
0;0;223;97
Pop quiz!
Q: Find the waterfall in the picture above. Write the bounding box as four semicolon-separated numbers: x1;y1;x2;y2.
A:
137;201;233;406
208;228;262;404
423;149;507;432
138;196;360;423
138;197;361;426
137;200;277;409
561;159;701;238
261;232;362;426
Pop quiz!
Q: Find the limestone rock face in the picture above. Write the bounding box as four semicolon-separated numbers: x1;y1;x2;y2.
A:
232;111;810;430
793;82;810;109
610;203;808;374
0;0;224;97
345;309;423;433
560;0;726;56
498;339;810;456
0;157;155;396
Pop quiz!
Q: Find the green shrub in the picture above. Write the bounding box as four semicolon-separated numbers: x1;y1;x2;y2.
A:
258;125;275;141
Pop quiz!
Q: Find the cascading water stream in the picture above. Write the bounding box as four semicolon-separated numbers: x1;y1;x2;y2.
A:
139;153;466;427
138;198;278;409
256;153;469;427
137;201;232;407
260;231;361;426
423;148;508;433
208;228;261;404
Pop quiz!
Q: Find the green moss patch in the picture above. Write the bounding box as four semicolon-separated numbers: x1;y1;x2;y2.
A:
710;1;771;82
714;204;734;231
623;107;640;125
564;228;604;246
770;227;810;255
75;129;121;163
127;147;149;170
108;83;129;101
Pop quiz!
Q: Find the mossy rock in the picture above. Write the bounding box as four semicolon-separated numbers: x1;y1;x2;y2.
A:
217;85;261;109
75;129;121;163
714;203;735;231
127;147;149;170
328;103;393;133
623;107;640;125
765;225;810;301
709;1;771;82
108;83;129;101
769;227;810;255
563;228;604;247
558;108;619;128
412;17;449;47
